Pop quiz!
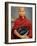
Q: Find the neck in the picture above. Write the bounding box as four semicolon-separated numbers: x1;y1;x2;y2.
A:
22;16;24;19
19;16;26;19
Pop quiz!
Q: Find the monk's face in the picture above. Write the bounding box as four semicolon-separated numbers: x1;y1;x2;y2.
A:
18;7;26;16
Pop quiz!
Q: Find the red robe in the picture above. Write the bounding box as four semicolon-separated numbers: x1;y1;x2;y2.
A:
11;16;32;39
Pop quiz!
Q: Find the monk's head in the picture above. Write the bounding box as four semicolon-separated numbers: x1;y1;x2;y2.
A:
18;7;26;17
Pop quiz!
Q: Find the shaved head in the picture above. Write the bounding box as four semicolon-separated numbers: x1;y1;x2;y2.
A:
18;7;26;16
19;7;25;11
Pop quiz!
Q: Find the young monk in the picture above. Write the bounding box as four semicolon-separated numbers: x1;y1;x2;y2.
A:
11;7;32;39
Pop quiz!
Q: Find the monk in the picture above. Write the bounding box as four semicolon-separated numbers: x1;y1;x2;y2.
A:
11;7;32;39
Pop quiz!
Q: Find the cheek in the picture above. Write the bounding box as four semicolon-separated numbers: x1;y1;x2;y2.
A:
22;12;25;14
19;12;21;14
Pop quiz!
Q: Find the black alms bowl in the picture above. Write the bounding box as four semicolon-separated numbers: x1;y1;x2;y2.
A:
17;26;28;35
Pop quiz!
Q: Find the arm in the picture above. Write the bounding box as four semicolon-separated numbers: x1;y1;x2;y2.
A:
14;30;22;38
14;29;29;39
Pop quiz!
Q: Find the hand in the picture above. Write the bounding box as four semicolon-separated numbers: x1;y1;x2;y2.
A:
20;34;29;39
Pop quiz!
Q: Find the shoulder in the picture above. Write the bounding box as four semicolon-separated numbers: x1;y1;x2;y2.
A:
26;17;32;25
14;18;20;24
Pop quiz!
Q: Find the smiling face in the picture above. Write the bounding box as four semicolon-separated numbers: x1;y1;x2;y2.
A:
18;7;26;17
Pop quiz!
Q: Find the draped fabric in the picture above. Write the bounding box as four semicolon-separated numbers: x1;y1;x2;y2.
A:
11;16;32;39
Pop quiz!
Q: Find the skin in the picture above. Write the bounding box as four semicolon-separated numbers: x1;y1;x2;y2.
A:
18;7;26;17
14;7;29;39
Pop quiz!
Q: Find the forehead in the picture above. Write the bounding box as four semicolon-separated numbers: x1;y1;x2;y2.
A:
18;7;25;11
